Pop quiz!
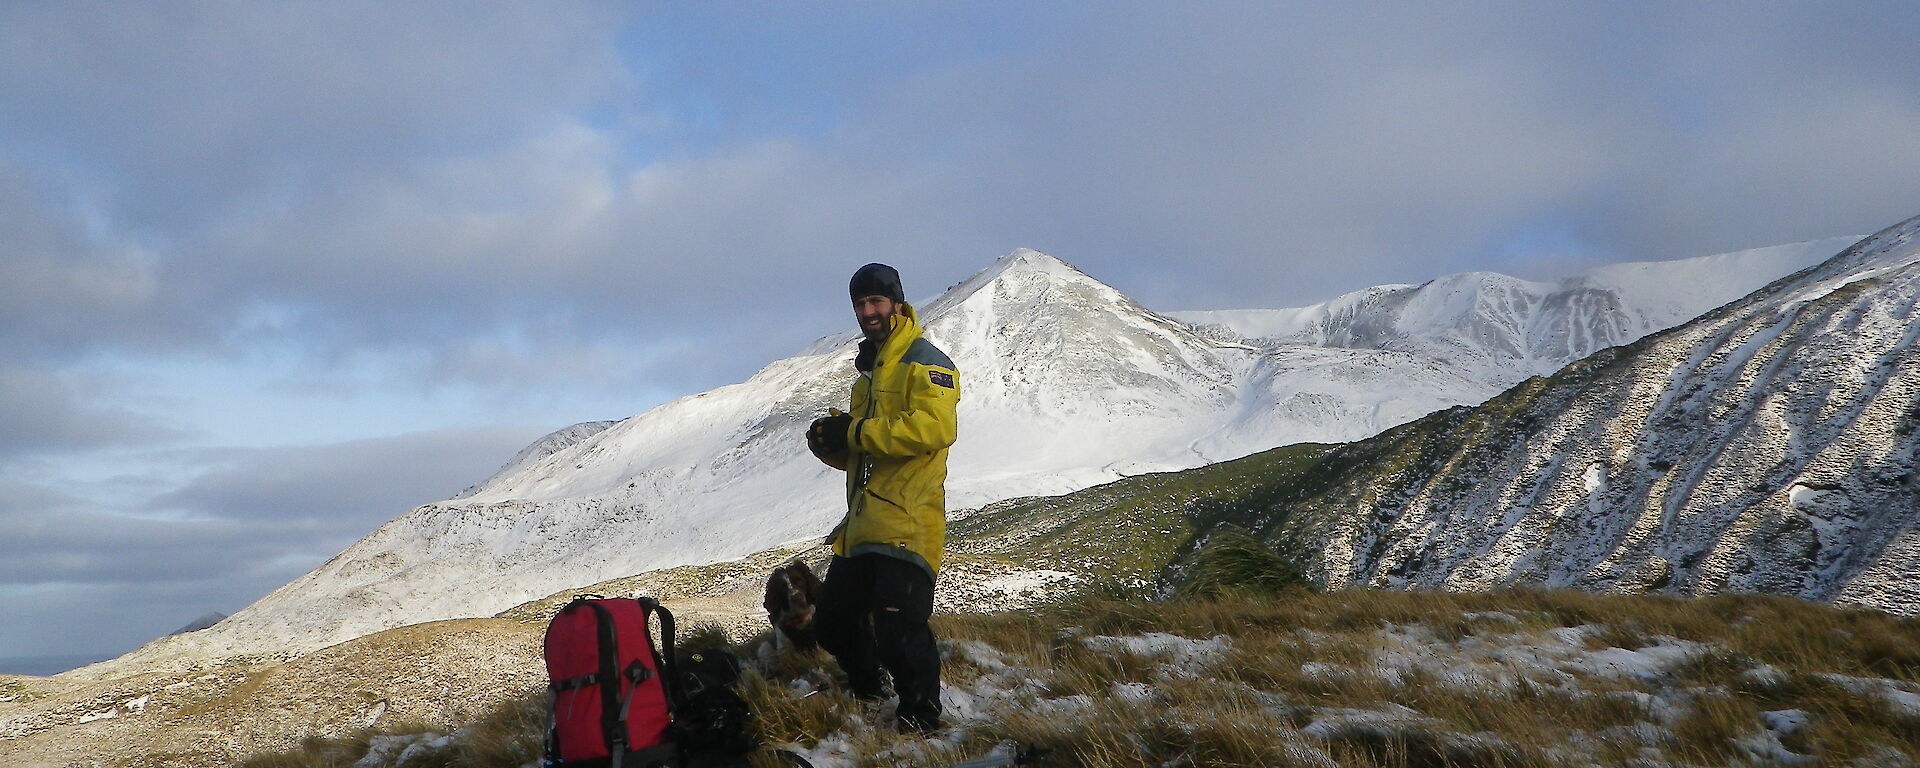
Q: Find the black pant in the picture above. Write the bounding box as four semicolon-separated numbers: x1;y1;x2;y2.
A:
813;554;940;724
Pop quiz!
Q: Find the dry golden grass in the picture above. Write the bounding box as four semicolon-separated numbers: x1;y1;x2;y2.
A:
238;586;1920;768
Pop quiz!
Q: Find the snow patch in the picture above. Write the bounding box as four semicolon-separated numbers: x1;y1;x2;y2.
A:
976;570;1080;599
1817;674;1920;718
1081;632;1231;679
1583;462;1608;515
1787;483;1847;516
1111;681;1157;702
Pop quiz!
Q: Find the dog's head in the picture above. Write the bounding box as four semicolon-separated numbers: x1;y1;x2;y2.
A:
763;560;822;650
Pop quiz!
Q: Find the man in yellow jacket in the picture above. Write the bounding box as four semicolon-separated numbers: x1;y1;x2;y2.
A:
805;262;959;733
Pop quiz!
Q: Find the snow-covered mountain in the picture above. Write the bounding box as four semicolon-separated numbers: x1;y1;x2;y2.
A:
1248;217;1920;615
453;420;617;499
104;240;1858;668
1174;237;1860;388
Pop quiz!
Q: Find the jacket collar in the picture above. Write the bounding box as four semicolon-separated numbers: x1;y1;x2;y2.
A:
856;302;922;372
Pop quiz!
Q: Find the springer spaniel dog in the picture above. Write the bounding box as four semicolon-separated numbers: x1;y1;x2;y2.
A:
763;559;822;651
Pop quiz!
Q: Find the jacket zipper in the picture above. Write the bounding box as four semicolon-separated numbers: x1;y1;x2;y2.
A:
851;366;879;516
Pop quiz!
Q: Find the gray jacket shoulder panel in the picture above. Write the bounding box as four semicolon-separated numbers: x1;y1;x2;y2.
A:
900;337;956;370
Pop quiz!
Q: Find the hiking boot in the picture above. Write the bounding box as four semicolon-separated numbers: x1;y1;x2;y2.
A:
845;670;892;702
895;712;941;734
895;703;941;734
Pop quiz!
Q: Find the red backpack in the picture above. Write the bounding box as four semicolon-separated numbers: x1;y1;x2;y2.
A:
544;596;677;768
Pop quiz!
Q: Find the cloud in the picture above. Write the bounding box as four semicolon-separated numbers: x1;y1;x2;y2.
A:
0;1;631;226
0;366;182;457
0;425;549;654
10;2;1919;395
0;163;178;357
0;580;298;659
1611;85;1920;261
186;130;968;385
156;1;1920;357
0;504;286;585
0;427;550;585
152;425;552;527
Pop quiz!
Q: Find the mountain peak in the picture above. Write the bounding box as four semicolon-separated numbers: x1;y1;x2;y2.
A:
998;247;1069;269
976;248;1087;285
922;248;1112;319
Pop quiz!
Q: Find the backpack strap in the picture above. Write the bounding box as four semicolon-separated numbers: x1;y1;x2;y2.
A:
637;597;679;711
580;600;631;765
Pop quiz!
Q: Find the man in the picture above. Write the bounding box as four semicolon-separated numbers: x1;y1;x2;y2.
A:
805;262;960;733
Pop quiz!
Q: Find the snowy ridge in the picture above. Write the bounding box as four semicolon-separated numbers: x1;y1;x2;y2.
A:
1175;236;1860;389
87;239;1862;672
452;420;618;499
1279;217;1920;615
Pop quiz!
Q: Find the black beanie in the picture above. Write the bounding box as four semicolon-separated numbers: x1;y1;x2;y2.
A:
849;263;906;303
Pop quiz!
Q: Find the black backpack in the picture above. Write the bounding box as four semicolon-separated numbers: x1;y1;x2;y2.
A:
670;648;758;767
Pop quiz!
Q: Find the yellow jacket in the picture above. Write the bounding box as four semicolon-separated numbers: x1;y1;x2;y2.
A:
818;303;959;578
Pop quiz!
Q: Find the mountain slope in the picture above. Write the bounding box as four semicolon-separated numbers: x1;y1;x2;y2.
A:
1216;216;1920;614
941;220;1916;614
88;238;1864;672
105;251;1484;667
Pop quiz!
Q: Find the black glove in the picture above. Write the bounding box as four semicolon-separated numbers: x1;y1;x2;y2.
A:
807;413;853;460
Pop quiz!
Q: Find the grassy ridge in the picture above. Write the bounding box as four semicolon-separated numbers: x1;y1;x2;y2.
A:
947;442;1339;588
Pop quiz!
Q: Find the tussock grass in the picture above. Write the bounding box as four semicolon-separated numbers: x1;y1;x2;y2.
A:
234;736;367;768
238;586;1920;768
678;622;736;653
1668;690;1762;764
234;704;541;768
1173;527;1309;600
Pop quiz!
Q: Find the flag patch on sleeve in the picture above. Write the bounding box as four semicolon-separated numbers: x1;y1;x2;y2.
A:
928;370;955;388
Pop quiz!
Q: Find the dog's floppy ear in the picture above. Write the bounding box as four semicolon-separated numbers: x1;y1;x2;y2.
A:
764;565;789;616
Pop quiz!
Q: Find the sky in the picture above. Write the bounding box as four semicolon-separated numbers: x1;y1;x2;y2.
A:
3;2;1920;664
